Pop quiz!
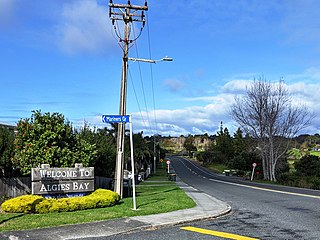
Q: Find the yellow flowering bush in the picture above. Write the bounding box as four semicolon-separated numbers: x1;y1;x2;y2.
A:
1;195;44;213
1;189;120;214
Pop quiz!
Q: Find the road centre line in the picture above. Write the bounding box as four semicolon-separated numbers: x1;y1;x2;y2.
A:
181;226;259;240
177;157;320;200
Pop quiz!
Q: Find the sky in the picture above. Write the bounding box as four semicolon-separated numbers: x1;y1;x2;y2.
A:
1;0;320;137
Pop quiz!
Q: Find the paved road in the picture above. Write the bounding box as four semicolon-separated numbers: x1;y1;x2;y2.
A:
103;156;320;240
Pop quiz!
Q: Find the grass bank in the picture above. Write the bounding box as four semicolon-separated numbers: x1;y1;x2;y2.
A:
0;166;195;232
205;163;228;173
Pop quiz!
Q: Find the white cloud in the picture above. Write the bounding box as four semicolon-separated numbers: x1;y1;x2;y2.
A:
129;93;236;136
285;68;320;110
82;68;320;137
138;74;320;136
221;79;251;94
55;0;114;55
286;67;320;83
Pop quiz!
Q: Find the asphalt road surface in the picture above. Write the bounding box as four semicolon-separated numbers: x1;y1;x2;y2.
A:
88;156;320;240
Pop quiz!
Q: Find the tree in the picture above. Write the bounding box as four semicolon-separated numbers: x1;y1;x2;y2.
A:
231;79;312;181
76;123;116;177
92;128;117;177
229;128;252;171
232;128;246;156
214;122;234;161
133;132;152;170
184;135;197;157
295;154;320;177
0;126;15;176
12;110;97;175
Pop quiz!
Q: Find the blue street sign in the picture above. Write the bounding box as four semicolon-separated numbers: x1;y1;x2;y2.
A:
102;115;130;123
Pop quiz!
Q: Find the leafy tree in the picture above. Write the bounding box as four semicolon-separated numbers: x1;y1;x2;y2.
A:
75;123;116;177
184;135;197;157
133;132;152;170
12;110;97;175
231;79;312;181
93;128;117;177
0;126;15;176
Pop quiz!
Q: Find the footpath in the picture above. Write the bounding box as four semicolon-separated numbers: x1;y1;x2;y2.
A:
0;177;231;240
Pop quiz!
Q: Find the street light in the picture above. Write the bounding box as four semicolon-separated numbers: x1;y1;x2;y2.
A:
128;56;173;63
128;56;172;174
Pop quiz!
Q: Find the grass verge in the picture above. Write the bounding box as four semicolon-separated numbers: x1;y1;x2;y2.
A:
0;166;195;232
205;163;228;173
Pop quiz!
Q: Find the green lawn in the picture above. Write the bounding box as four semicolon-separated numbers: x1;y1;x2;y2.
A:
310;151;320;157
0;165;195;232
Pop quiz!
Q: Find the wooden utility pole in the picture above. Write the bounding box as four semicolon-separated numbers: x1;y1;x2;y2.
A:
109;0;148;198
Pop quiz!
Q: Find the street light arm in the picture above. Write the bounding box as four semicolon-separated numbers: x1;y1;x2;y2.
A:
128;57;156;63
128;56;173;63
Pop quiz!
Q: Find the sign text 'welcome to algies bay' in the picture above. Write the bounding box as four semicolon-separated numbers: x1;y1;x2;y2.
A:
31;164;94;195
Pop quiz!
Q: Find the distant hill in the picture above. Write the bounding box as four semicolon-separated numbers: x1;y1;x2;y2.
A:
159;136;211;152
0;123;16;131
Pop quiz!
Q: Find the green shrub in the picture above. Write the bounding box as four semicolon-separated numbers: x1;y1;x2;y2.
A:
1;195;44;213
278;172;320;190
2;189;120;214
295;154;320;177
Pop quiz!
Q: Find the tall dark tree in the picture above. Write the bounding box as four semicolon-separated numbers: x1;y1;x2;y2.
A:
0;126;15;176
133;132;152;170
94;128;117;177
214;122;234;162
233;128;246;156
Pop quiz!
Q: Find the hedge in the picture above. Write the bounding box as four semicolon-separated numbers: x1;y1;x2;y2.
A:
1;189;120;214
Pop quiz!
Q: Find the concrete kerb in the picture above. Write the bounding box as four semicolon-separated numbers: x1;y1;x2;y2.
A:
130;175;232;228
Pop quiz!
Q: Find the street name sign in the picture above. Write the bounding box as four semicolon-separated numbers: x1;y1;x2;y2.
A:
102;115;130;123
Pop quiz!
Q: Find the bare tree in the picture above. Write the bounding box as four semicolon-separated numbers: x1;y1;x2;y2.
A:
231;79;313;181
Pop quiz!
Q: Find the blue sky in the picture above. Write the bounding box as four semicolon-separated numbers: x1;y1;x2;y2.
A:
1;0;320;136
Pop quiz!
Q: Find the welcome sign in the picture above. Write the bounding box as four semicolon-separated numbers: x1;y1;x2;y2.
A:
31;164;94;195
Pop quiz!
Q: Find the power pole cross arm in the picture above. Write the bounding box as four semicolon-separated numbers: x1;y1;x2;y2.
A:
109;1;148;24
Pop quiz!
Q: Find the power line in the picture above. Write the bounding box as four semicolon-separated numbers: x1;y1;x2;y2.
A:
128;67;148;130
146;11;158;136
131;23;153;135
